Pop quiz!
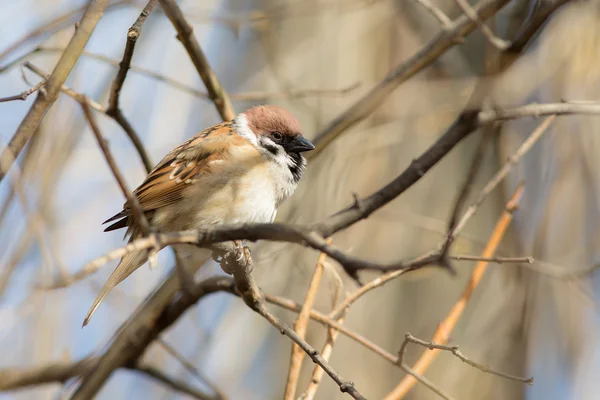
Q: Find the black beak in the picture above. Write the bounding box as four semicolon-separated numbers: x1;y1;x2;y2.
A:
287;136;315;153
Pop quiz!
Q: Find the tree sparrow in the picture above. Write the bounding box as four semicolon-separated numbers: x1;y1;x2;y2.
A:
83;105;314;326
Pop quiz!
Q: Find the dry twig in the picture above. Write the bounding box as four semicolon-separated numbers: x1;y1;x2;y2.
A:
284;239;331;400
158;0;235;121
0;0;111;184
308;0;512;159
455;0;511;50
401;333;533;384
411;0;452;28
0;78;47;103
105;0;157;172
383;184;525;400
0;357;217;400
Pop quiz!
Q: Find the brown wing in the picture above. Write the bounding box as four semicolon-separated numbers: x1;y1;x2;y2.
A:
103;121;247;232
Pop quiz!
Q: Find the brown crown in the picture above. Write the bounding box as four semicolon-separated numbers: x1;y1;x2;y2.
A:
243;105;303;138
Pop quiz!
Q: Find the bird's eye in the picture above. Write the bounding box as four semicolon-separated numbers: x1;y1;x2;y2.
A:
272;132;283;141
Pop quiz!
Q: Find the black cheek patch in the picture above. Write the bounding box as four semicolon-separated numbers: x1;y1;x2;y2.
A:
264;143;279;155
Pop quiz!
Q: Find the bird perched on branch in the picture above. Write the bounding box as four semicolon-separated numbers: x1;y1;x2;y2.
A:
83;105;314;326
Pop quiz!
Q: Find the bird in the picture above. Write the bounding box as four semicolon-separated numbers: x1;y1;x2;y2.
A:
83;105;314;326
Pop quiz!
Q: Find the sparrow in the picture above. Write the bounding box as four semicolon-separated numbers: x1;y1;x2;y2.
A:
83;105;314;326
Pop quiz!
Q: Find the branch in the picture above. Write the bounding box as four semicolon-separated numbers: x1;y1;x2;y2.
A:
0;0;111;184
284;239;331;400
133;364;219;400
449;115;555;240
307;0;512;159
106;0;157;172
224;244;366;400
0;0;132;64
158;0;235;121
411;0;452;28
455;0;510;50
23;61;154;175
402;333;533;384
11;46;360;101
0;78;47;103
383;184;525;400
0;358;218;400
80;101;152;236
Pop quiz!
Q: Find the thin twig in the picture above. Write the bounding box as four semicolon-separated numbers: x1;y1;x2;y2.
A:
383;184;524;400
449;115;555;240
308;0;513;159
411;0;452;28
0;357;218;399
303;311;347;400
158;0;235;121
402;333;533;384
0;78;47;103
226;245;366;400
80;101;152;235
22;61;153;175
13;46;361;101
105;0;157;172
133;363;217;400
455;0;511;50
284;238;331;400
0;0;111;184
0;0;133;64
450;254;533;263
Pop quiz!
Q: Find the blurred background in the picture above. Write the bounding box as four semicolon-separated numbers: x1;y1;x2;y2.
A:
1;0;600;399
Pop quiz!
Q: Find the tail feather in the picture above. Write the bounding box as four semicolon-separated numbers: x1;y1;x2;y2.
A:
82;249;148;327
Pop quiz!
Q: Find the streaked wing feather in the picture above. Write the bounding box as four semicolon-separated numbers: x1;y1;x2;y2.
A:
102;121;244;230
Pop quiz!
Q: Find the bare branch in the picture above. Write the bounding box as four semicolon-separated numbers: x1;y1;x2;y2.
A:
284;239;331;400
0;358;218;400
308;0;513;159
0;78;47;103
0;0;111;184
80;101;152;236
0;0;133;64
15;46;361;101
224;244;366;400
449;115;555;240
455;0;511;50
384;184;524;400
450;254;533;263
105;0;158;172
158;0;235;121
133;364;218;400
411;0;453;28
403;333;533;384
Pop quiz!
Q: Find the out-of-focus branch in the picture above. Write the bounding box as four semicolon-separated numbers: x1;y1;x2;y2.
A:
450;254;533;264
6;46;361;101
132;364;219;400
0;0;110;184
0;0;133;64
0;357;218;400
308;0;512;159
455;0;511;50
284;239;331;400
411;0;452;28
448;115;555;240
158;0;235;121
70;275;233;400
106;0;157;172
507;0;573;56
383;184;524;400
